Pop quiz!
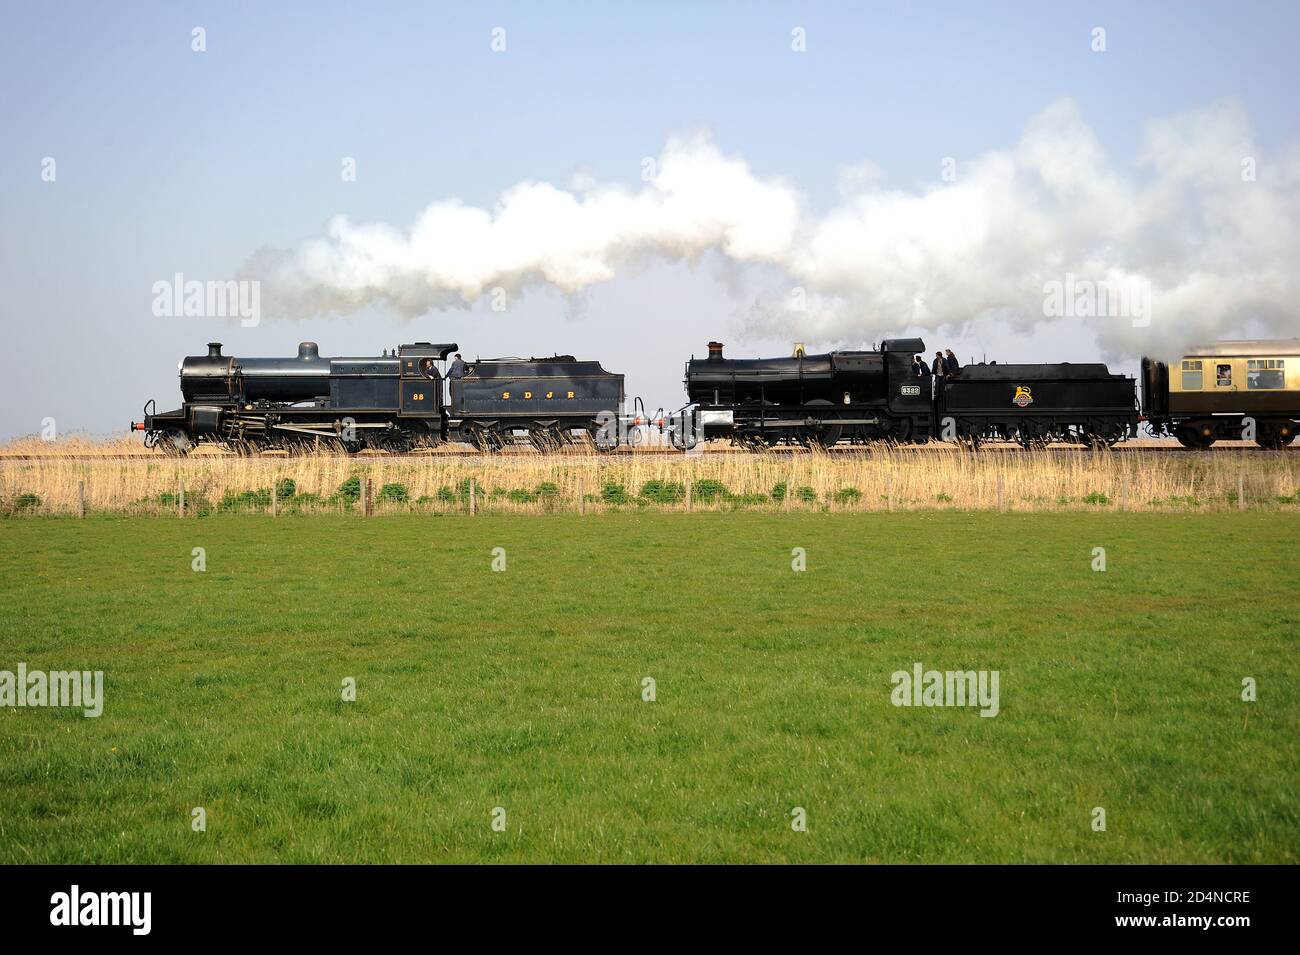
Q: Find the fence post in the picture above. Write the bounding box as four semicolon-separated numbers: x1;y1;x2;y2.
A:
1238;471;1245;511
359;476;367;516
685;479;692;512
271;475;278;517
577;476;584;515
1120;469;1128;512
178;480;185;519
996;473;1004;513
366;477;373;516
785;471;794;511
77;480;85;519
887;476;894;513
469;477;476;515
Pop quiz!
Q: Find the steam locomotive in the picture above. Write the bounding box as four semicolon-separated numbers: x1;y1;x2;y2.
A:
682;339;1139;449
133;341;624;454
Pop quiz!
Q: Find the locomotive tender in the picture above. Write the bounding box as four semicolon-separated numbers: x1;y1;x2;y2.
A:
134;341;625;454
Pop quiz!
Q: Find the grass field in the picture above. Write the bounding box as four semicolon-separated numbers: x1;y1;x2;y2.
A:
1;512;1296;863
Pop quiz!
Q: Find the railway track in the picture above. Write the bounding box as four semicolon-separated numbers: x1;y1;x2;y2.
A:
2;444;1294;462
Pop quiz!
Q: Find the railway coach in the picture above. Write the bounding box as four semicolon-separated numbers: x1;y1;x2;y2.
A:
1141;339;1300;448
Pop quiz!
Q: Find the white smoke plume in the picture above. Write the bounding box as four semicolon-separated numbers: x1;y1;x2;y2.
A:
246;99;1300;359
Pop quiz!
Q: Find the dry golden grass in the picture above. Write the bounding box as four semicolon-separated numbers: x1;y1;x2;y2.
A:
2;441;1297;515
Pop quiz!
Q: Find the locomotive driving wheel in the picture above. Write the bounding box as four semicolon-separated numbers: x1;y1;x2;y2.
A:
805;400;842;448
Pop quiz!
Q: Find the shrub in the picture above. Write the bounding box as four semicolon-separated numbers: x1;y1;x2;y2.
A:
218;488;272;511
770;481;787;503
833;487;862;504
275;478;296;500
640;480;685;504
1083;491;1110;505
692;479;728;502
337;476;362;502
796;486;817;503
14;493;42;511
435;486;458;503
535;482;559;499
601;482;631;504
936;492;953;503
377;482;409;503
507;488;537;503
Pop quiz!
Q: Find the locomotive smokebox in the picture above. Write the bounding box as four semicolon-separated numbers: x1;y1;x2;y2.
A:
707;341;724;362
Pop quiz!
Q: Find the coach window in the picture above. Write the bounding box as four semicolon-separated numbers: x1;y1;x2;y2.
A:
1181;360;1202;390
1247;358;1285;390
1215;364;1233;387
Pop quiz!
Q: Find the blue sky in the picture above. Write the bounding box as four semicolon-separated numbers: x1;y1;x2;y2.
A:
1;1;1297;438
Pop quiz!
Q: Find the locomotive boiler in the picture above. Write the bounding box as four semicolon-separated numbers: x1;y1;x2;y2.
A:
682;339;933;447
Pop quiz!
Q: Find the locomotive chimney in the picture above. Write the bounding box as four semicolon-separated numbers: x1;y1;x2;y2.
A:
297;342;319;360
707;341;724;362
207;342;223;358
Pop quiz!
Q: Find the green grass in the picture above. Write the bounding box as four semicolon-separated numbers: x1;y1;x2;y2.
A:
0;512;1296;863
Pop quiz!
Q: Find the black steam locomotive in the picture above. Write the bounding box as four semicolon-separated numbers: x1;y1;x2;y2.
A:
681;339;1139;448
134;341;624;454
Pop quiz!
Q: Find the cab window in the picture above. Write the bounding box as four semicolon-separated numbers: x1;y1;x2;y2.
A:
1180;360;1202;390
1247;358;1285;390
1215;364;1233;387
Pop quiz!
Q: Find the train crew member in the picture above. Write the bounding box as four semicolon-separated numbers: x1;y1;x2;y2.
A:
915;355;930;379
932;351;946;378
448;353;468;379
944;349;961;377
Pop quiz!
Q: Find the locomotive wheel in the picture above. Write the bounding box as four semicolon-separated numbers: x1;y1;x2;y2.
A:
466;426;498;452
1086;429;1122;449
529;426;562;452
1016;429;1047;451
378;430;413;454
805;400;842;448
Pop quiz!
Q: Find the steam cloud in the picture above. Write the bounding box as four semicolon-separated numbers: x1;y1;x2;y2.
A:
246;99;1300;358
